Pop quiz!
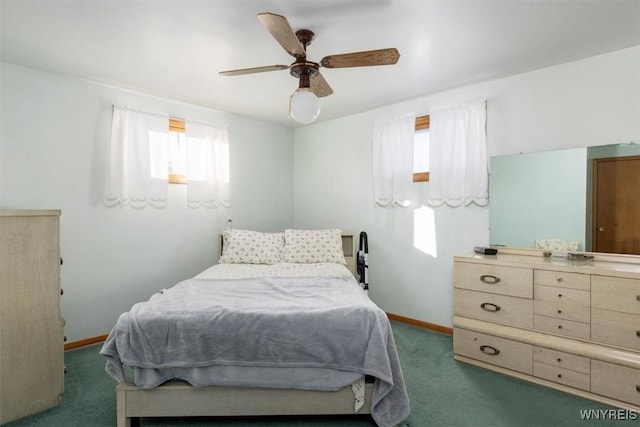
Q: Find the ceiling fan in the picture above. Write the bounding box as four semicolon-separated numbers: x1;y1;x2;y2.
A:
219;12;401;124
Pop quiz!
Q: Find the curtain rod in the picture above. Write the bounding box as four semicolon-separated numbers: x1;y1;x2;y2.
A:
112;104;229;129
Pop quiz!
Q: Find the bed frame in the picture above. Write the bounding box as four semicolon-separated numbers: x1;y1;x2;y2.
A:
115;234;373;427
116;380;373;427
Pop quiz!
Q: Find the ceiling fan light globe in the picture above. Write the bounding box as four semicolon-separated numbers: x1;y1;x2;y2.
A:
289;88;319;124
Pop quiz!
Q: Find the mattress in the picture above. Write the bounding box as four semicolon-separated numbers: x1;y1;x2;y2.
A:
100;262;410;426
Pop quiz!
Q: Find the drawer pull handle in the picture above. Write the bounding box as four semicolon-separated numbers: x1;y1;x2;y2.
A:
557;358;562;363
480;302;501;312
557;310;562;314
636;385;640;393
480;275;501;284
636;330;640;337
558;294;563;298
556;277;563;283
480;345;500;356
557;374;562;379
557;325;563;329
637;295;640;301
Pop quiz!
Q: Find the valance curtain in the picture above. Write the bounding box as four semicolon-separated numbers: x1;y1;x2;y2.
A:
373;113;416;207
428;99;488;207
105;106;230;208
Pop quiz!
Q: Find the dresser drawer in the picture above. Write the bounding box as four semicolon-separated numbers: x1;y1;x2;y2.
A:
533;347;590;374
534;300;590;323
592;275;640;315
534;315;590;340
534;270;590;291
591;309;640;351
453;328;532;375
455;262;532;298
455;289;533;328
534;285;590;306
533;362;590;391
591;360;640;406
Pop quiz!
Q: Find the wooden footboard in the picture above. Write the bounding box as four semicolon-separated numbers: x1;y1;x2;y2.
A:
116;381;373;427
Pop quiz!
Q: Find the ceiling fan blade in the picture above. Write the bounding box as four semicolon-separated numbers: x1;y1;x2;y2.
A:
320;48;400;69
257;12;306;58
310;72;333;97
219;64;289;76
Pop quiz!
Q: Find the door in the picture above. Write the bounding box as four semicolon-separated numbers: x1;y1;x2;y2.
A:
592;156;640;255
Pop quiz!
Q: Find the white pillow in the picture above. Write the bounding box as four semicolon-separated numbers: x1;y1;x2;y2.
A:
219;229;284;264
283;229;346;264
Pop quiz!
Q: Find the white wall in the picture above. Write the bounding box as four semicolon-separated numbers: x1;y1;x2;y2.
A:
0;62;294;341
293;46;640;328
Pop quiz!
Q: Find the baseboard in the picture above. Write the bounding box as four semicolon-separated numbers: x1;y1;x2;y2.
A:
386;312;453;335
64;315;451;351
64;334;109;351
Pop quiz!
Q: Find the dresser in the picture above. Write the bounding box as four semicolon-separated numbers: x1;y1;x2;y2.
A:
0;210;64;424
453;248;640;411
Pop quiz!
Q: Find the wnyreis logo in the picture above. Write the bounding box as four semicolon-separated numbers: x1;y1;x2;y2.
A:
580;409;638;421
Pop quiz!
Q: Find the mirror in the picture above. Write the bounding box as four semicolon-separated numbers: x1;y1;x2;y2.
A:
489;143;640;255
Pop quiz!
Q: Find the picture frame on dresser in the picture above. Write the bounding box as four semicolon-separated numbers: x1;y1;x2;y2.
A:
453;247;640;412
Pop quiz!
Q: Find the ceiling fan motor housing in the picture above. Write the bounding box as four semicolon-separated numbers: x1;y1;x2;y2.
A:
290;29;318;88
290;62;319;84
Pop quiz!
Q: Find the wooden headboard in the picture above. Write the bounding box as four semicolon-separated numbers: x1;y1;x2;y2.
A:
340;234;356;276
219;233;356;276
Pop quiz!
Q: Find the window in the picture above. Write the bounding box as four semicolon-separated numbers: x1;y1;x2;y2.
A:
168;118;187;184
413;114;430;182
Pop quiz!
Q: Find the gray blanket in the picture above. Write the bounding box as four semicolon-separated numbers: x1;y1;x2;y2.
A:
100;275;410;426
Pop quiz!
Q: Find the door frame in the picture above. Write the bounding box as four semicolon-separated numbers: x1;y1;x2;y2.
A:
591;155;640;254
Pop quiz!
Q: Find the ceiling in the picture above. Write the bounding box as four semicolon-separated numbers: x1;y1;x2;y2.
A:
1;0;639;127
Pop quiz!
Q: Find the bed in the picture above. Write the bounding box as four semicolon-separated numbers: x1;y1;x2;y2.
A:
100;229;410;427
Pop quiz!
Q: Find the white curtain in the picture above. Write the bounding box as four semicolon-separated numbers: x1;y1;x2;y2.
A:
373;113;416;207
105;106;170;208
105;107;231;209
428;99;488;207
185;122;230;208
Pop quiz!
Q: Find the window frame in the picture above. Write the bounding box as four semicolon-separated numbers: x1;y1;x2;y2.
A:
413;114;430;182
168;118;187;184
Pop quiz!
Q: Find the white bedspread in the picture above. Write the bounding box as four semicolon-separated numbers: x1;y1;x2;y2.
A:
100;263;410;427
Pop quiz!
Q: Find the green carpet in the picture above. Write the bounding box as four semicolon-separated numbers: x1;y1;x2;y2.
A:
5;321;621;426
